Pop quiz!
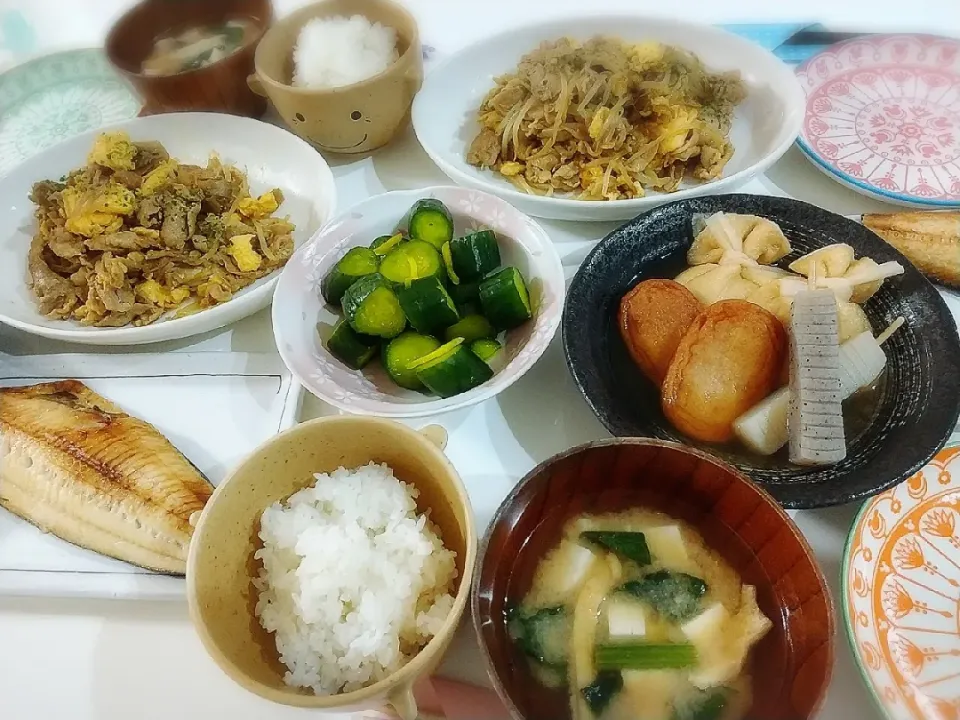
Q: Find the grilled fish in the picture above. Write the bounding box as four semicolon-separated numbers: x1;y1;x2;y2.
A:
0;380;213;574
862;212;960;289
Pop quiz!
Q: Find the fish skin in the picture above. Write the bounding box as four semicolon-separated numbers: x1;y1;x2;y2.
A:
862;212;960;290
0;380;213;574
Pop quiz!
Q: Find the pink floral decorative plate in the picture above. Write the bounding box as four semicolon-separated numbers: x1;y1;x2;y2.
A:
844;446;960;720
797;34;960;207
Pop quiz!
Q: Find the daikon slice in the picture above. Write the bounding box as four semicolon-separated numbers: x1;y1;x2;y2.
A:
838;331;887;397
734;321;899;456
733;386;791;455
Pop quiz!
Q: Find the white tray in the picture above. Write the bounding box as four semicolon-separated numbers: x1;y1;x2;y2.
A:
0;352;302;600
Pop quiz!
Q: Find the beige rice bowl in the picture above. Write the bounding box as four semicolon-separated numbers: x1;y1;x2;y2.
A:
253;462;457;694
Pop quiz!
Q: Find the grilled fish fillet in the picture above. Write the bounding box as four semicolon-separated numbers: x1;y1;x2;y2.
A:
0;380;214;574
862;212;960;289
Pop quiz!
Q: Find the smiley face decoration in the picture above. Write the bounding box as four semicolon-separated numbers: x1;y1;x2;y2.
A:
250;1;424;155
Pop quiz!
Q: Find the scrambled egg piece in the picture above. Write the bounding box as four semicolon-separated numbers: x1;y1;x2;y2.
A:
580;165;604;188
61;183;136;237
498;161;523;177
227;234;262;272
588;107;611;141
660;109;698;153
140;160;178;195
135;279;190;308
87;131;137;171
237;190;280;219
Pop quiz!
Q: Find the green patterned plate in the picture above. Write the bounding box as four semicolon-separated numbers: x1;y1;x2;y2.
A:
0;48;142;176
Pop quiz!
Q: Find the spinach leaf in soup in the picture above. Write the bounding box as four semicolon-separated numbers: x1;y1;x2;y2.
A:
672;687;729;720
580;530;652;566
581;670;624;715
618;570;708;622
507;606;569;668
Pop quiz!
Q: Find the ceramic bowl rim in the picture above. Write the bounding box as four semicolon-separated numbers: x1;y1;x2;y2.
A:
271;185;565;418
840;497;898;720
186;415;479;708
0;46;127;81
839;443;960;720
471;436;836;720
412;13;804;216
253;0;421;96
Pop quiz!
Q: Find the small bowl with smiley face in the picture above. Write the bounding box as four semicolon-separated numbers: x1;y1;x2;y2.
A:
249;0;422;154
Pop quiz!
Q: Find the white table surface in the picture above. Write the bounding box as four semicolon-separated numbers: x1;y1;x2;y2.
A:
2;1;960;719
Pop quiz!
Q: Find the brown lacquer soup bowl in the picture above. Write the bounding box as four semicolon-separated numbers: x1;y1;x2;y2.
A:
473;438;835;720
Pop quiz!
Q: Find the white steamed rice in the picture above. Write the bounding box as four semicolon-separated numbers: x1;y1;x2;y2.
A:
292;15;399;90
254;462;457;695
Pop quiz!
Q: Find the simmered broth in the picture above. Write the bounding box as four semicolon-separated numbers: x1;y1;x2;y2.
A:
141;19;255;76
509;510;771;720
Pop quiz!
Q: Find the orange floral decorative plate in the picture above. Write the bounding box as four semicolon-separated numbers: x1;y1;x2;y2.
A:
844;446;960;720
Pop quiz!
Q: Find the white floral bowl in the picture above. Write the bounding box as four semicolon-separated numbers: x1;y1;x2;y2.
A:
272;186;565;417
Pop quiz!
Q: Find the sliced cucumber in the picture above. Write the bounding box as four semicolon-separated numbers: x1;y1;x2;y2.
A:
324;320;379;370
396;276;460;335
406;198;454;250
371;232;406;255
341;273;407;339
382;332;441;390
320;247;379;305
470;338;501;363
379;240;445;286
448;230;501;282
450;282;480;314
445;314;496;343
410;338;494;398
479;266;532;330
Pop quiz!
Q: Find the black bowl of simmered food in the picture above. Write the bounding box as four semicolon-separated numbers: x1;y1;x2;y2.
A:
563;194;960;508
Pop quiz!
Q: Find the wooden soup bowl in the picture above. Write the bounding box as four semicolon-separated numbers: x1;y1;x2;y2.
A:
473;438;835;720
187;417;475;719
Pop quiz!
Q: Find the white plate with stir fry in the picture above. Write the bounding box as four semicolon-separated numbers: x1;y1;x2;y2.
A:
0;112;336;345
412;16;804;222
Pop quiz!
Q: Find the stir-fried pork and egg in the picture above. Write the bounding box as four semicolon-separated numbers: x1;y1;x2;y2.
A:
27;131;295;327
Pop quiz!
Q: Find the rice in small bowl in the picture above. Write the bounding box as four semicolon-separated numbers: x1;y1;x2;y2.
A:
255;462;457;694
186;416;476;719
251;0;423;154
292;15;399;89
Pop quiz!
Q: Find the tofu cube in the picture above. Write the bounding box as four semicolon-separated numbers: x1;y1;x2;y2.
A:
645;525;690;569
607;598;647;640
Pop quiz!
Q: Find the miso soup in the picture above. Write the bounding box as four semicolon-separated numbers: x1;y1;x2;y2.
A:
508;510;771;720
141;19;255;76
